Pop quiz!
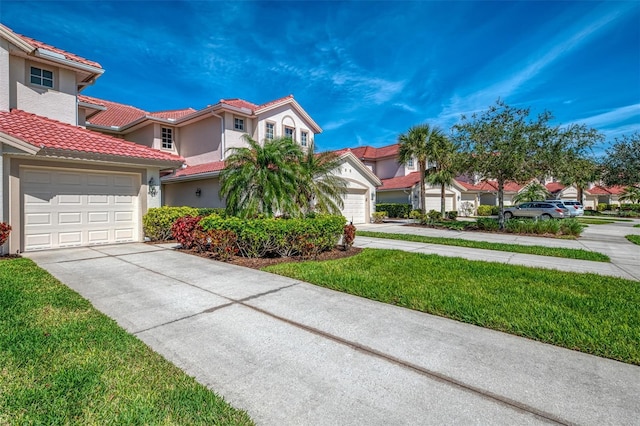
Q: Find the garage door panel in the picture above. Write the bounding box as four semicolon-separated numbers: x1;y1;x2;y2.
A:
341;190;366;224
22;168;140;251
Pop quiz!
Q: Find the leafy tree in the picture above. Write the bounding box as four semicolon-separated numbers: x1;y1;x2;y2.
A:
454;100;554;229
601;132;640;187
557;157;600;204
398;124;445;213
619;186;640;204
425;134;460;218
296;143;347;215
512;182;550;204
220;136;302;218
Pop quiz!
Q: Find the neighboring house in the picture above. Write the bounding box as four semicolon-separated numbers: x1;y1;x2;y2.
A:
0;24;183;252
83;95;381;224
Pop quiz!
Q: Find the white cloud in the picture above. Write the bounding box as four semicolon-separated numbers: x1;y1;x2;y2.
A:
569;104;640;128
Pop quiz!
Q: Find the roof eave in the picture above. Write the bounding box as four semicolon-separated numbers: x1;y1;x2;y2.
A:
34;48;104;76
0;132;40;155
36;148;183;168
161;170;222;183
256;98;322;134
0;24;35;53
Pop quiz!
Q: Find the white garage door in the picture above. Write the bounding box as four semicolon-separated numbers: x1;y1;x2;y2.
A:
342;190;367;224
425;194;454;213
22;168;140;251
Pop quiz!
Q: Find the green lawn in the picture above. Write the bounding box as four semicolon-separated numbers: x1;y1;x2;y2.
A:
357;231;610;262
634;224;640;228
626;235;640;245
0;258;253;425
577;217;635;224
265;249;639;365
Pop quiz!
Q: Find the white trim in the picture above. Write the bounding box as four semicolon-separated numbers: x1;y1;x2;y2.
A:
0;132;40;155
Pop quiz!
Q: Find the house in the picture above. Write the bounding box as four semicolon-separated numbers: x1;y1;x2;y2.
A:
84;95;381;224
0;24;184;252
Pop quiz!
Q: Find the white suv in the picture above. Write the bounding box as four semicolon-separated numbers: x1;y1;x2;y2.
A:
560;200;584;217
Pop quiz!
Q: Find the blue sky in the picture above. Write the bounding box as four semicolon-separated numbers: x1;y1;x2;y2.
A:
1;1;639;154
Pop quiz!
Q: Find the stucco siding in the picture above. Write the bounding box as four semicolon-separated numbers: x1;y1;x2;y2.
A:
179;116;222;165
0;39;9;111
163;178;225;208
376;157;404;179
255;104;315;146
125;124;154;148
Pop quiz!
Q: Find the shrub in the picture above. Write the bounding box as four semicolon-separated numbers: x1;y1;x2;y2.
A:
372;212;387;223
476;205;494;216
200;214;344;258
475;218;500;231
559;219;585;237
459;201;475;217
409;209;423;220
446;211;458;220
343;223;356;251
491;206;501;215
143;206;199;241
208;229;239;261
375;203;412;218
0;222;11;246
619;203;640;212
597;203;607;212
427;210;442;220
196;208;226;217
171;216;203;249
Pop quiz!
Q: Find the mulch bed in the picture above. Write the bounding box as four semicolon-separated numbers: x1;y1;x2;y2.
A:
176;246;363;270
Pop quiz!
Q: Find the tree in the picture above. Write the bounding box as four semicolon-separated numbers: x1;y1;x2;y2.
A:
601;132;640;187
619;186;640;204
557;157;600;204
512;182;550;204
453;100;554;229
425;134;460;218
296;143;347;215
398;124;445;213
220;136;302;218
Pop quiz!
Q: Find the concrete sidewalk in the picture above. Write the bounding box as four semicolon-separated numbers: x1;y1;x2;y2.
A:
356;221;640;281
26;244;640;425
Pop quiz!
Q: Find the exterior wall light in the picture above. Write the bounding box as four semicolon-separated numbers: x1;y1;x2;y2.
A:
148;177;158;197
195;188;202;197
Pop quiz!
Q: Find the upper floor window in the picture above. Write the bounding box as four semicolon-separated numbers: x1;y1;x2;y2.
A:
265;122;274;140
301;131;308;147
234;117;245;131
407;158;414;168
30;66;53;88
161;127;173;149
284;126;295;140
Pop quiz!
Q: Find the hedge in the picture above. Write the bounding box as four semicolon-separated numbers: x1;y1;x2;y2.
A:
376;203;412;218
476;205;494;216
143;206;225;241
199;214;345;258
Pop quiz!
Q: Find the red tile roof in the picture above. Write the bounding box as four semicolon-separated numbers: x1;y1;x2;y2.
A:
379;172;421;190
545;182;565;193
340;144;399;161
456;180;522;192
0;110;183;164
79;95;147;127
219;98;259;111
255;94;294;111
587;185;626;195
149;108;197;120
165;161;226;179
16;33;102;69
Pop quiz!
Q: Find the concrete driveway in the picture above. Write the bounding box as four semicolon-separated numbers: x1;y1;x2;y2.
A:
26;243;639;425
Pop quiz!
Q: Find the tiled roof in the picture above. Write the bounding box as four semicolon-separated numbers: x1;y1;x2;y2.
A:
587;185;626;195
17;33;102;69
456;180;522;192
545;182;565;193
341;144;399;161
79;95;147;127
379;172;421;190
149;108;197;120
0;109;183;164
164;161;226;179
219;98;259;111
255;94;294;111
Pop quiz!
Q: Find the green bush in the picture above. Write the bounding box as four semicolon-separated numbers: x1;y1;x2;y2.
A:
446;211;458;220
196;207;226;217
372;212;387;223
427;210;442;220
409;209;423;220
200;214;345;258
491;206;501;215
597;203;607;212
143;206;199;241
376;203;412;218
476;205;494;216
475;218;500;231
559;219;585;237
619;204;640;212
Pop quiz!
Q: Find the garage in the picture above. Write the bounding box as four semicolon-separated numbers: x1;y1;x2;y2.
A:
424;194;454;213
341;189;367;224
22;167;140;251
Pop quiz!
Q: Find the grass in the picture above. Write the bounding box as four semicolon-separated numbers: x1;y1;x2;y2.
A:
264;249;640;365
626;235;640;245
357;230;610;262
577;217;635;224
0;258;253;425
634;224;640;228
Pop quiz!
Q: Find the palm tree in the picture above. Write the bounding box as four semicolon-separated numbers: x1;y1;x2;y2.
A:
512;182;550;204
619;185;640;204
398;124;445;213
296;143;347;215
425;133;459;218
220;135;303;218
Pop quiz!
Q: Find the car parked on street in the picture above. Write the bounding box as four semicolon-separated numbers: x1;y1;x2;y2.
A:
553;200;584;217
503;202;566;220
543;200;571;216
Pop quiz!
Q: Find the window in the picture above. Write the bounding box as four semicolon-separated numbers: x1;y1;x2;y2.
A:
301;131;308;147
161;127;173;149
284;126;295;140
265;122;274;140
234;117;245;131
407;158;414;168
30;66;53;88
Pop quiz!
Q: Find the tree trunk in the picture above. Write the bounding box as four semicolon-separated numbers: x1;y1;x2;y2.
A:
419;164;426;213
440;183;446;219
498;179;505;230
577;185;584;205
